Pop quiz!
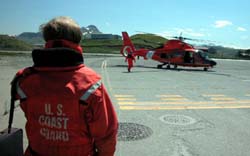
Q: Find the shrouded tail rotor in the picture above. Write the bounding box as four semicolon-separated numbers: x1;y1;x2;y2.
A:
120;32;136;57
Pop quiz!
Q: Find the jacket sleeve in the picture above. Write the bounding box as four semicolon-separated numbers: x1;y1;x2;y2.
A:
85;83;118;156
12;67;33;101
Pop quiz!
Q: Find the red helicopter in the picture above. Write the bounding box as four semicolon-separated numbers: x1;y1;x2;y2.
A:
120;32;217;71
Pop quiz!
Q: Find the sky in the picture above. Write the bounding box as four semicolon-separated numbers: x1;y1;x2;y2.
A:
0;0;250;49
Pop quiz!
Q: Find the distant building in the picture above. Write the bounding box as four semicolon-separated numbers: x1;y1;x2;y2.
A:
83;33;121;40
33;44;44;48
112;35;122;39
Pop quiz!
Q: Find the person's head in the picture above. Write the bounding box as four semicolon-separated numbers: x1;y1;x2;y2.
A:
40;16;82;44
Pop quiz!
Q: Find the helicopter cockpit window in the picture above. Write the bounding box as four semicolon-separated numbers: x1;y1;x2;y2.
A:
198;50;209;60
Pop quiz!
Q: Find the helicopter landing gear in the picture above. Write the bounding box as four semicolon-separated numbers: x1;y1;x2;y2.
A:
204;67;208;71
174;64;178;69
157;63;167;69
166;64;171;69
157;65;163;69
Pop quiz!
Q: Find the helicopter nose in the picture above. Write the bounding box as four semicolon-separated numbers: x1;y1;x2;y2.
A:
210;60;217;66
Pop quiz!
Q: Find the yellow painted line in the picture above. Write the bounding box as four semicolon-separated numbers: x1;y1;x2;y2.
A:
116;98;136;101
210;97;236;101
161;98;188;101
114;95;134;98
118;101;191;105
118;100;250;105
120;105;250;110
156;95;182;98
202;94;225;97
212;100;250;104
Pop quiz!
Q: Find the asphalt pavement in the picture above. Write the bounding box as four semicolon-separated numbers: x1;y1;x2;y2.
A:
93;56;250;156
1;54;250;156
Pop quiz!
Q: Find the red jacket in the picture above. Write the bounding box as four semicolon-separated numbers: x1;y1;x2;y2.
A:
125;54;135;67
15;48;118;156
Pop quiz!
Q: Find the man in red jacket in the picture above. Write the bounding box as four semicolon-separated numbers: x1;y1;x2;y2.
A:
14;16;118;156
125;52;136;72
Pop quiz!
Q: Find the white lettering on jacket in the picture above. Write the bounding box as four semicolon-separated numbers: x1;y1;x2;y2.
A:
38;104;69;142
38;115;69;129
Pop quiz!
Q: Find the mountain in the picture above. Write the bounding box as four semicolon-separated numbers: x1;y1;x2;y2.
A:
16;25;102;44
17;32;44;44
81;25;102;34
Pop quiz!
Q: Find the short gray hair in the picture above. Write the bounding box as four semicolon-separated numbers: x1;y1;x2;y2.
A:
40;16;82;44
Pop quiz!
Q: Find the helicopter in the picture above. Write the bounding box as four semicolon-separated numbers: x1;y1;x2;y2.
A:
120;32;217;71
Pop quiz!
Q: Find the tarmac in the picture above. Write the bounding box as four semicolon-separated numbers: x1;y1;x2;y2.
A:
1;53;250;156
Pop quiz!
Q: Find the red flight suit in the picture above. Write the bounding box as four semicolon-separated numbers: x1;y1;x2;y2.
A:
125;54;135;72
14;42;118;156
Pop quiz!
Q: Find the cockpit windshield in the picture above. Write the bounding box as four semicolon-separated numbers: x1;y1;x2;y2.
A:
198;50;209;60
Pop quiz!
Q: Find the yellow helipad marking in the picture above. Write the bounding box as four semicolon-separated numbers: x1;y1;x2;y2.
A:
116;98;136;101
116;94;250;110
120;105;250;110
202;94;225;97
114;95;134;98
210;97;236;101
156;95;182;98
118;100;250;105
161;98;188;101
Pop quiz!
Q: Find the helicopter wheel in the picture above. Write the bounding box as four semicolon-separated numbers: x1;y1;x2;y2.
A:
166;64;171;69
157;65;162;69
204;67;208;71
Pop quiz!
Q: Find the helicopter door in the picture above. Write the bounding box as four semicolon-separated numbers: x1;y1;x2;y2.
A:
160;53;168;59
184;51;194;63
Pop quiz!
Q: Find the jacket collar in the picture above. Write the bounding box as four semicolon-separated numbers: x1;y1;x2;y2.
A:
32;48;84;67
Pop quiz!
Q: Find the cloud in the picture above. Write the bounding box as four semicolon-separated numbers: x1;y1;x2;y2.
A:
240;36;248;40
214;20;232;28
237;27;247;31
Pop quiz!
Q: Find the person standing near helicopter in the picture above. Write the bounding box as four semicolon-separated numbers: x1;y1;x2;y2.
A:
125;52;136;72
12;16;118;156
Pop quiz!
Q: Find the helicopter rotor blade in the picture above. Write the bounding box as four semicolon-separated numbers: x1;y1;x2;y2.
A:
136;31;219;44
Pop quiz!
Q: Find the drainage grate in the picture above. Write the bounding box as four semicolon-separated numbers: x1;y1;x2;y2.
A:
118;122;153;141
159;114;196;126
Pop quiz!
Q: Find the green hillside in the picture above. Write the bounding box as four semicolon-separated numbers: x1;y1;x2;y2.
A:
81;39;122;53
130;34;167;49
0;35;33;51
81;33;167;53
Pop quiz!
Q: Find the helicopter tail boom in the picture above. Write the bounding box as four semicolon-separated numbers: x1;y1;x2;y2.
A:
120;32;136;57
